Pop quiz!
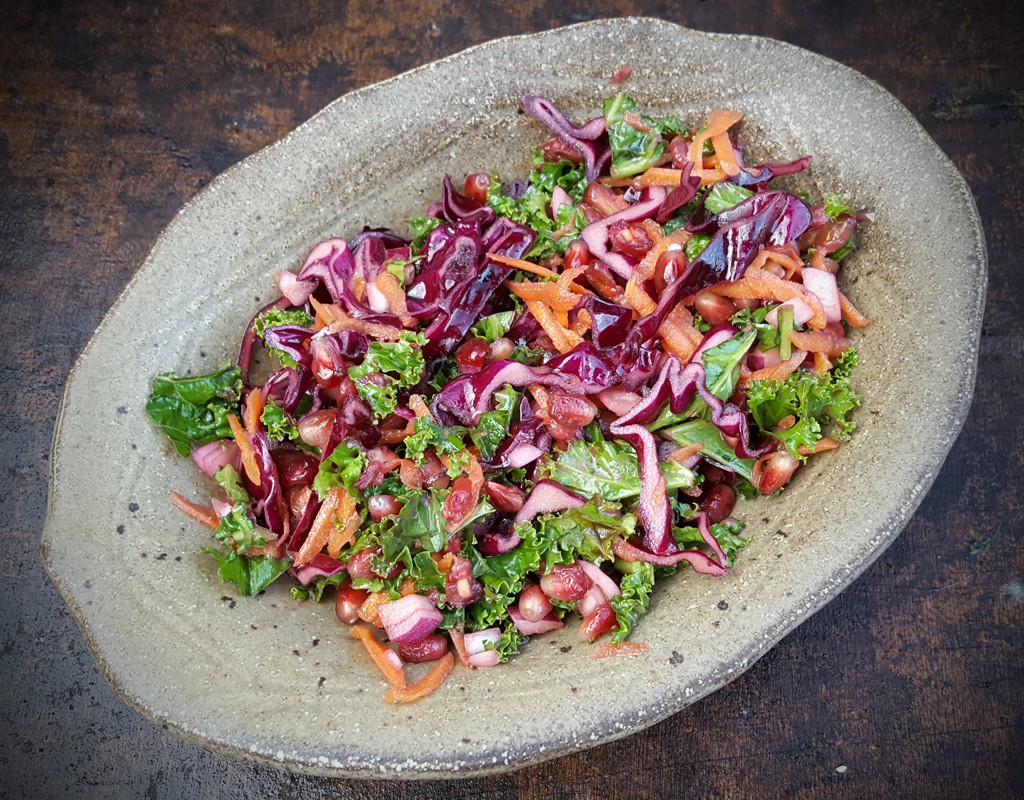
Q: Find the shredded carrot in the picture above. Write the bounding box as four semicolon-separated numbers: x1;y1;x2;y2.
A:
325;309;404;341
637;167;686;187
350;625;407;688
623;278;657;315
243;386;264;434
226;413;260;485
448;627;471;667
408;393;433;420
689;109;744;185
488;253;592;295
357;590;390;628
712;265;827;329
710;131;740;176
789;329;852;357
748;244;804;280
378;416;417;444
525;299;581;354
797;437;842;456
742;351;807;386
294;486;343;567
398;577;418;597
374;271;417;328
591;641;649;659
813;350;833;374
432;552;456;573
309;296;343;330
384;652;455;704
169;491;220;530
664;304;705;349
659;320;700;362
839;291;870;328
666;442;704;464
571;307;593;337
326;488;359;559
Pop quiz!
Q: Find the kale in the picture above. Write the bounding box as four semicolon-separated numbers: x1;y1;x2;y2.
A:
146;364;243;457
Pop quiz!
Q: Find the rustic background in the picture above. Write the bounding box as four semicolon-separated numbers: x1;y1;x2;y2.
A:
2;1;1021;798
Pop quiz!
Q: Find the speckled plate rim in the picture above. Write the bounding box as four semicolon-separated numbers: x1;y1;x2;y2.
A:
42;17;986;779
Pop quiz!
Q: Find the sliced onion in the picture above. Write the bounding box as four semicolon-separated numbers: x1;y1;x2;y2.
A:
577;560;621;600
578;585;607;618
463;627;502;655
508;606;564;636
467;650;501;669
514;479;585;524
801;267;842;322
377;594;442;645
191;439;240;479
765;297;814;328
276;269;317;307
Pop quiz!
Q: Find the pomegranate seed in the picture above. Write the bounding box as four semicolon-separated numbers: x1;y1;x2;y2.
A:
397;634;449;664
563;239;592;272
518;583;554;622
463;172;491;204
335;582;369;625
489;337;514;361
608;220;652;260
548;391;597;428
367;494;402;523
583;181;628;216
346;548;378;581
445;556;482;608
442;477;476;528
699;484;737;524
578;604;616;642
540;563;593;602
753;450;800;494
484;480;525;513
653;249;687;293
297;409;338;451
694;289;736;326
540;136;584;164
454;337;489;372
273;449;318;488
310;336;347;389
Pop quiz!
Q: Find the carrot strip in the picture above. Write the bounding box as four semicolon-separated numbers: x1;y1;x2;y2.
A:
813;350;833;374
487;252;558;278
839;291;870;328
309;296;343;330
525;299;581;354
666;442;704;464
710;131;740;176
408;393;433;420
637;167;686;187
623;278;656;315
689;109;744;184
797;437;842;456
384;652;455;704
243;386;264;434
294;486;343;567
789;329;852;358
448;627;471;667
635;228;689;281
742;351;807;386
169;491;220;530
374;271;417;328
326;489;359;559
712;266;827;329
324;308;404;341
357;590;390;628
350;625;407;688
226;413;260;484
592;641;649;659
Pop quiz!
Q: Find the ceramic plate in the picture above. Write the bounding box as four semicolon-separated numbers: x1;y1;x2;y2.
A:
42;18;985;778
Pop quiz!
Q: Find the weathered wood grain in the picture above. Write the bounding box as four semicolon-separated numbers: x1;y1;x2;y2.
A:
2;1;1021;798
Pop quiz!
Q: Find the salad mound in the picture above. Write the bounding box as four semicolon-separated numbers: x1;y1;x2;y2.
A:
147;93;868;703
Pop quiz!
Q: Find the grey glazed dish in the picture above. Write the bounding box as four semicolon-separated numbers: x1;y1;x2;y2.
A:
42;18;985;778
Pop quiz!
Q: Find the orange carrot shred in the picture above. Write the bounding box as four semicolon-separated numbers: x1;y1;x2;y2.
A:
294;486;343;567
797;437;842;456
326;489;359;559
243;386;264;434
789;329;852;357
592;641;649;659
350;625;407;688
169;491;220;530
357;590;390;628
384;652;455;704
839;291;870;328
742;351;807;386
227;413;260;485
374;271;417;328
689;109;744;185
525;299;581;354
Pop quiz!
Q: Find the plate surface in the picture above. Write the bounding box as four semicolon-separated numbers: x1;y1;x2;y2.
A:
42;18;985;778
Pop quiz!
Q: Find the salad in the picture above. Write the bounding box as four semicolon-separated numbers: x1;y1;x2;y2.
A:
147;93;868;704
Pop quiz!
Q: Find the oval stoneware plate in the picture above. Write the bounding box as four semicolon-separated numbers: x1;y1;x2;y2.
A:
42;17;986;778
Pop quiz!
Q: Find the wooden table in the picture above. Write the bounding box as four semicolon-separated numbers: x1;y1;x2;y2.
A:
3;2;1021;797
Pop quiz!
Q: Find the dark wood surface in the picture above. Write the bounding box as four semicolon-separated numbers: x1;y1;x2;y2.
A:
3;1;1021;798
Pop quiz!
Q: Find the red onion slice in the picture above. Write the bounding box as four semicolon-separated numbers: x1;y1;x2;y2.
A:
508;606;565;636
514;480;585;524
377;594;443;645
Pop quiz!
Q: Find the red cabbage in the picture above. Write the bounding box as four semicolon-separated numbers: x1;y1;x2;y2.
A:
521;95;611;182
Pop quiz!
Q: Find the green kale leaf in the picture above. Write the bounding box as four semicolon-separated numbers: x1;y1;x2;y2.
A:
610;562;655;643
543;438;696;501
312;438;366;500
147;364;243;457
